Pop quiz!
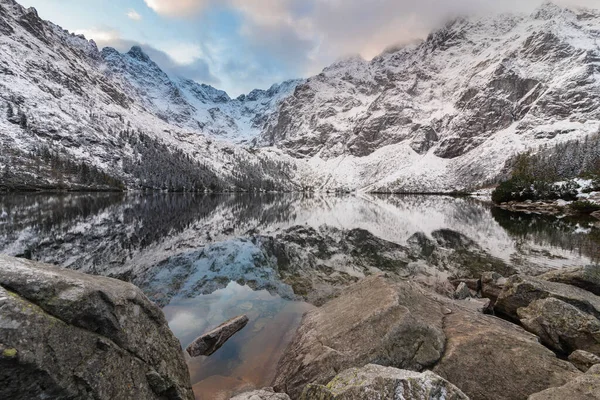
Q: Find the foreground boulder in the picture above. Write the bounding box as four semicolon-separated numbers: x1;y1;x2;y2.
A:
528;363;600;400
272;275;446;399
301;364;469;400
539;266;600;296
494;275;600;356
0;255;193;400
274;275;579;400
231;388;290;400
186;314;249;357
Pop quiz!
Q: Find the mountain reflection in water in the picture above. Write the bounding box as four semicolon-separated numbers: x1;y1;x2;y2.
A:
1;192;599;399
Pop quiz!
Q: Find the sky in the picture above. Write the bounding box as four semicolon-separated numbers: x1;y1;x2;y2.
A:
19;0;600;96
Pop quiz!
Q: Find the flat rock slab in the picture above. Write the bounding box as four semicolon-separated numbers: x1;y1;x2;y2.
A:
186;315;249;357
301;364;469;400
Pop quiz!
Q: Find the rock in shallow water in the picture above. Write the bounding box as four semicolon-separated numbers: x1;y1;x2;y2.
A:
301;364;469;400
0;254;193;400
186;314;249;357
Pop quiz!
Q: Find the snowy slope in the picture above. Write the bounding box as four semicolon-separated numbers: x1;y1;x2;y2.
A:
260;2;600;192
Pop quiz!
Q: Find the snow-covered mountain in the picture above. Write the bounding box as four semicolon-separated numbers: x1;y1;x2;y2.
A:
260;1;600;192
0;0;306;191
1;0;599;193
102;46;302;142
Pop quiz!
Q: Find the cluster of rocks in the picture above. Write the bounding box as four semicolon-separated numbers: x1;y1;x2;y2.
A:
234;264;600;399
0;255;194;400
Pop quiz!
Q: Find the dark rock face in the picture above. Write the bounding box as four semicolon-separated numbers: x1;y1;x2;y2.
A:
186;315;249;357
301;364;469;400
0;255;193;400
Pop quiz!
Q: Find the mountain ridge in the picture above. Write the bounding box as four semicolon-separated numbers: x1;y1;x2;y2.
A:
1;0;599;193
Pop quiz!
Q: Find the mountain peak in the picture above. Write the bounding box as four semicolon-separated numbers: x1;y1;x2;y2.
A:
127;46;151;63
532;1;568;20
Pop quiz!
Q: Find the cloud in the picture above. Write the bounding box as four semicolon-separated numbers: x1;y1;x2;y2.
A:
144;0;207;17
126;9;142;21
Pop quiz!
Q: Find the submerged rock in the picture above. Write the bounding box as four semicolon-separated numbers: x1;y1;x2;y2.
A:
0;255;193;400
231;387;291;400
569;350;600;372
301;364;469;400
186;315;249;357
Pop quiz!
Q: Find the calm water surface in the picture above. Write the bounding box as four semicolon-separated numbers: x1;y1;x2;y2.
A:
1;193;599;399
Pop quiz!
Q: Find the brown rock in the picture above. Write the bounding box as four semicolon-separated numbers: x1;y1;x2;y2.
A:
272;276;446;399
528;363;600;400
569;350;600;372
434;309;581;400
186;315;249;357
480;271;506;303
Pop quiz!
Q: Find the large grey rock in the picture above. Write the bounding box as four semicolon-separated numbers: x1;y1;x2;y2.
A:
528;363;600;400
434;308;580;400
454;282;471;300
517;298;600;356
186;314;249;357
0;255;193;400
230;387;290;400
539;266;600;296
569;350;600;372
301;364;469;400
272;276;446;399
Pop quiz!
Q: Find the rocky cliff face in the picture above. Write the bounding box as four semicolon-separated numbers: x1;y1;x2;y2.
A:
259;2;600;192
0;254;194;399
